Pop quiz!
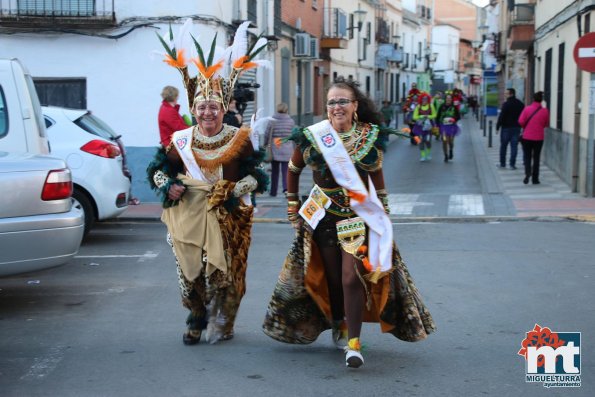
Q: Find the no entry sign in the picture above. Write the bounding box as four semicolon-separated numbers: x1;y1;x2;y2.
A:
574;32;595;72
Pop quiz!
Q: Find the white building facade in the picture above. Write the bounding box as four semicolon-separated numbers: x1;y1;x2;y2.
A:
431;24;460;92
534;0;595;196
0;0;276;201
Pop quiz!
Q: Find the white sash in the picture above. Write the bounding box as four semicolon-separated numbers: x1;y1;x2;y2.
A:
172;127;209;182
172;127;252;205
307;120;392;273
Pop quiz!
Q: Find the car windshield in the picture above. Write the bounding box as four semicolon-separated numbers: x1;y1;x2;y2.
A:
75;113;118;140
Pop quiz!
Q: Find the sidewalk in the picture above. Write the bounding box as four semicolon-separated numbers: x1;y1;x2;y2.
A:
473;115;595;219
118;118;595;223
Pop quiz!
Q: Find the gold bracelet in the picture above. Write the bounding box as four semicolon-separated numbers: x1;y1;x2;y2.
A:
288;160;304;174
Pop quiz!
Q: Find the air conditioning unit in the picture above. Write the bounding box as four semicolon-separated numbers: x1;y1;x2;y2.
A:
310;37;320;59
294;33;311;57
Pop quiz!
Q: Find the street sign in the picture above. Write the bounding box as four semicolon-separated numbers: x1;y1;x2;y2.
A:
574;32;595;72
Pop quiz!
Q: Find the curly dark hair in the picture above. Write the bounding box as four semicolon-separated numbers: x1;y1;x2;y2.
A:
326;76;382;125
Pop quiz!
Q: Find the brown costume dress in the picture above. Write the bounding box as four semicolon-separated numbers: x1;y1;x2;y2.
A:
150;124;266;339
262;123;436;343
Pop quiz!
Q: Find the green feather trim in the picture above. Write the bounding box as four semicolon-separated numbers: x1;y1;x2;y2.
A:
239;148;269;194
146;147;185;208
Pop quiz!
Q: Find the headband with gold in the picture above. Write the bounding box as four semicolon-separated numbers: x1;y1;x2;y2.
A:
156;19;269;112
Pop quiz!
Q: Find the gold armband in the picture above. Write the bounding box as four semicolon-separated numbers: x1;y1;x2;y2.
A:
288;160;304;174
232;175;258;197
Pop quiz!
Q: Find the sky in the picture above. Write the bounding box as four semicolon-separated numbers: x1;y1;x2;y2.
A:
472;0;490;6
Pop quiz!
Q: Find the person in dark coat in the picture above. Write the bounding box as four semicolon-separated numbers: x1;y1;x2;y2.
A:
496;88;525;169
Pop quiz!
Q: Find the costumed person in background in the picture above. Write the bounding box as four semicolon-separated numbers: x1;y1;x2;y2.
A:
158;85;192;148
436;94;461;163
264;102;295;197
148;20;269;345
452;88;464;115
407;82;420;98
263;77;435;369
403;92;419;145
412;92;437;162
432;92;444;141
432;91;444;111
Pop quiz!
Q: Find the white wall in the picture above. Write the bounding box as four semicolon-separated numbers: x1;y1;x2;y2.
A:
2;22;235;147
0;0;278;148
402;0;417;12
535;20;578;136
330;0;376;87
535;0;575;28
432;25;459;73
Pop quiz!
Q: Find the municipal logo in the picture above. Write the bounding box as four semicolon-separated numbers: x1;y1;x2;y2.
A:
176;137;188;149
518;324;581;388
320;133;336;148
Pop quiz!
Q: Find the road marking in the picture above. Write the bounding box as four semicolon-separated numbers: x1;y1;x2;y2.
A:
388;194;434;215
447;194;485;216
75;251;158;261
20;346;64;380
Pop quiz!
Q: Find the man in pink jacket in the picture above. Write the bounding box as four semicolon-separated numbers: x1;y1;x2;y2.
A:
518;91;550;185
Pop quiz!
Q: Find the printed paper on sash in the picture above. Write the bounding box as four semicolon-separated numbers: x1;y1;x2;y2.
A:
299;185;331;229
307;120;393;275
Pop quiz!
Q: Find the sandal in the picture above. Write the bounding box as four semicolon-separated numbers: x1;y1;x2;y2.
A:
182;330;201;345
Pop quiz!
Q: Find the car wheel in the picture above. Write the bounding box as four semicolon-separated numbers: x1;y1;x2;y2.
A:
72;189;95;237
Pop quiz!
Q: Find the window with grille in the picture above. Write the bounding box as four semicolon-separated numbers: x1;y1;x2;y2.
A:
247;0;257;25
17;0;95;16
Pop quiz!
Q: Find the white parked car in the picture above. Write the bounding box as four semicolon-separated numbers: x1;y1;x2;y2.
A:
43;106;130;236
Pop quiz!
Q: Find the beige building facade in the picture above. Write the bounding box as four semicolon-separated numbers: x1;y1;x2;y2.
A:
535;1;595;196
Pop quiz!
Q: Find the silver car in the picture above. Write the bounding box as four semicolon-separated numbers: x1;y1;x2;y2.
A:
0;151;84;277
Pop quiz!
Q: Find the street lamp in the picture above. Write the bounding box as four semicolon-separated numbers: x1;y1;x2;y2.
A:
425;46;437;72
346;6;367;65
346;8;367;33
264;35;279;52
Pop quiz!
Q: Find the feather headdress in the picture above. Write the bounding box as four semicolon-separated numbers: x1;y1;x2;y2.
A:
156;19;269;112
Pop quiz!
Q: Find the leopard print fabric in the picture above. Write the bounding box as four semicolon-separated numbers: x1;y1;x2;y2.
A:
153;170;170;189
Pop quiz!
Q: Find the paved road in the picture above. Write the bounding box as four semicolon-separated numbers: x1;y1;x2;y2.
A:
1;220;593;396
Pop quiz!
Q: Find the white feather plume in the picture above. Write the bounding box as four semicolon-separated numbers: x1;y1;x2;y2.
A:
211;46;227;78
251;37;268;54
175;18;193;53
230;21;251;62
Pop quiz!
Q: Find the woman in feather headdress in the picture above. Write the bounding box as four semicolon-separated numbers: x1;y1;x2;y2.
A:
148;20;269;345
262;77;435;369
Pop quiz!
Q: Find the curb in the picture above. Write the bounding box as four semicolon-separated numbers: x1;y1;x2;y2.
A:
112;214;595;224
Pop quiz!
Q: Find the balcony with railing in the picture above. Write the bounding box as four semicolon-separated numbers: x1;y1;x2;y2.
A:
375;17;389;44
507;3;535;50
0;0;116;29
321;7;348;49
